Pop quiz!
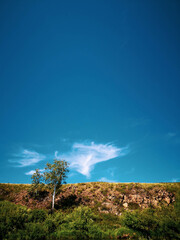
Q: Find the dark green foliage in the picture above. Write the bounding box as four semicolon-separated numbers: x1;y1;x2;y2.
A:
0;201;28;239
25;223;47;240
29;160;69;212
58;206;110;239
44;218;57;233
31;169;44;192
44;160;69;188
121;209;159;238
29;209;47;222
96;212;121;232
121;206;180;239
44;159;69;211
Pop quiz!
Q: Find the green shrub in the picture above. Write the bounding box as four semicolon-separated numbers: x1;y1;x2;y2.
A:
53;211;65;226
87;224;108;239
121;207;180;239
44;218;57;233
29;209;47;222
25;222;47;240
64;206;97;229
0;201;28;239
55;229;80;239
121;209;159;238
115;227;137;239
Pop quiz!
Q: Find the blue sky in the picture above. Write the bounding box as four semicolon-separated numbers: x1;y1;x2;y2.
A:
0;0;180;184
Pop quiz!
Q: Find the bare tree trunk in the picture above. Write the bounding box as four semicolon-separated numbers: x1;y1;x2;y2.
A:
52;185;56;212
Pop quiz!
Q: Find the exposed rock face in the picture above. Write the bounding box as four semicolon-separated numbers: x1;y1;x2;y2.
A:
0;182;178;216
54;183;176;215
107;188;175;213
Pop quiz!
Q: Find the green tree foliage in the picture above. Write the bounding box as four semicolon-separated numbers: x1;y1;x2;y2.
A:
44;159;69;212
30;159;69;211
31;169;44;196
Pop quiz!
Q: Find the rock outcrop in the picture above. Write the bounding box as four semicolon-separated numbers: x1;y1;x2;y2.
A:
0;182;178;216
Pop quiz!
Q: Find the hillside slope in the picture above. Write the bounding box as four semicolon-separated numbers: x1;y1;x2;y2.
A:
0;182;179;215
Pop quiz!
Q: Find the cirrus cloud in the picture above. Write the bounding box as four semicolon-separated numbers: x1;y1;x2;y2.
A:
9;149;46;167
56;142;129;178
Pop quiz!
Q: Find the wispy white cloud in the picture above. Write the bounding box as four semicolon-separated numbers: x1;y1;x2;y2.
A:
9;141;128;178
56;142;129;178
9;149;46;167
25;168;45;176
98;177;116;183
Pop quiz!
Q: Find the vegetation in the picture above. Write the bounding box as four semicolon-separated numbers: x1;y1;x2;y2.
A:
0;182;179;239
31;169;44;197
31;159;69;211
0;198;180;240
44;159;69;212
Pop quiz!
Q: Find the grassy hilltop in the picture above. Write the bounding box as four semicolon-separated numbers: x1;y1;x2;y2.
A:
0;182;180;239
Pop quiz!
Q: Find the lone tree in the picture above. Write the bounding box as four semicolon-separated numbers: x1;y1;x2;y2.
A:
44;159;69;212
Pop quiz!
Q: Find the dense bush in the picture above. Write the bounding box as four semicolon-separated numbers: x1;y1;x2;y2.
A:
0;201;28;239
44;218;57;233
0;199;180;240
121;206;180;239
28;209;47;222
